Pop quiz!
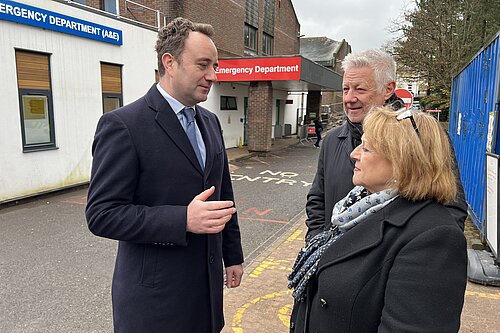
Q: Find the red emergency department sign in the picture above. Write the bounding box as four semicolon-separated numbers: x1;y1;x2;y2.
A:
395;88;414;109
216;57;301;81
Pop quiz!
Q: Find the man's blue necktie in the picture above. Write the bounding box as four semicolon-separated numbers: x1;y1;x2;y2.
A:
182;107;204;169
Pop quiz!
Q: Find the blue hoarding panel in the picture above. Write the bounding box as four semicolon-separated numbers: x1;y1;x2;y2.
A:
0;0;122;45
449;31;500;233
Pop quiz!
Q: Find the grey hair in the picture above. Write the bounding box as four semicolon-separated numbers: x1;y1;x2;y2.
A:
341;49;396;93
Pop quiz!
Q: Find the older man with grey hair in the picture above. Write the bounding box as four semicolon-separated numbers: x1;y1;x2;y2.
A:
305;49;467;239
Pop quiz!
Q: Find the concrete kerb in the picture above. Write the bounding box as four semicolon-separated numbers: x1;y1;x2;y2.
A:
239;209;306;273
222;210;306;333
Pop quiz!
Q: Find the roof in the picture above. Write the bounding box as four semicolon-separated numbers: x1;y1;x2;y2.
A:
300;36;341;67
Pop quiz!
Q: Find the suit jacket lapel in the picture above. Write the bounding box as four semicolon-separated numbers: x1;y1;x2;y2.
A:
338;124;355;168
317;198;432;272
144;85;204;174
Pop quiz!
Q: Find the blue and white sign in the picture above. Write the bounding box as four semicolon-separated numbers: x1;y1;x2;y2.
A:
0;0;122;45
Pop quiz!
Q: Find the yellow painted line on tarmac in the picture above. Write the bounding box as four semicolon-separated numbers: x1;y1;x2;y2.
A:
249;257;292;278
231;226;303;331
231;290;292;333
278;303;293;328
465;290;500;300
285;229;304;243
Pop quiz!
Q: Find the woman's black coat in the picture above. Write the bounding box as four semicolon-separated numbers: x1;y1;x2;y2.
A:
290;197;467;333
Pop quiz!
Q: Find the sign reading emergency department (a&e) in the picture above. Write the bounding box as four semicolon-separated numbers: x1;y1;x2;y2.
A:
217;57;301;81
0;0;122;45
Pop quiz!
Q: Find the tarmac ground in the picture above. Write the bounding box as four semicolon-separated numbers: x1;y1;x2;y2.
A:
223;135;500;333
1;133;498;332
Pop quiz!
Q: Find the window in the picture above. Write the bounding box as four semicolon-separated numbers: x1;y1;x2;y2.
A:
15;50;56;151
244;24;257;53
221;96;238;110
100;63;123;113
73;0;87;4
101;0;118;14
262;33;274;55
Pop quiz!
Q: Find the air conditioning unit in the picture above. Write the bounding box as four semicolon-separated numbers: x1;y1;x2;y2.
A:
284;124;292;137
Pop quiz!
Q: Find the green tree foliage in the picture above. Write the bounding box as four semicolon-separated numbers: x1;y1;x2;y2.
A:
393;0;500;119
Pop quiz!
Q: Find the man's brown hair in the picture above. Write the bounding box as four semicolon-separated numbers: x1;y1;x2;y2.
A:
155;17;214;76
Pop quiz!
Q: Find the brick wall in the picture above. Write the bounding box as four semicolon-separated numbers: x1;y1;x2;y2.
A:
333;39;351;74
184;0;245;57
322;39;351;112
247;81;273;152
68;0;299;57
274;0;299;55
84;0;101;10
120;0;161;28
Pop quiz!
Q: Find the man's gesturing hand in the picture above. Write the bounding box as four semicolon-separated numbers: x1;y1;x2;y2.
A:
186;186;236;234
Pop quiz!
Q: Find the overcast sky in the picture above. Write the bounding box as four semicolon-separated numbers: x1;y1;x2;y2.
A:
292;0;415;52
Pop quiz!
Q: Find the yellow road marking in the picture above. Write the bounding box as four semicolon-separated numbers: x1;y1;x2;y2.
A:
249;257;292;278
278;303;293;328
285;229;303;243
230;231;302;332
231;290;292;332
465;290;500;300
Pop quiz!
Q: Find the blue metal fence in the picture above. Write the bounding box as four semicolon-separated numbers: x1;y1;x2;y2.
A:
448;31;500;233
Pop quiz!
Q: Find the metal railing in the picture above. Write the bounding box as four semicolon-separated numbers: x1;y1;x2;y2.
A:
124;0;167;30
65;0;167;30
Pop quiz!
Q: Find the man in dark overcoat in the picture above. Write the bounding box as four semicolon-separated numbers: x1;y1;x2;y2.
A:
85;17;244;332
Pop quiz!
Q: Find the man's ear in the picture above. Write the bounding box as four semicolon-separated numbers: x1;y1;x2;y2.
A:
161;53;175;74
384;81;396;100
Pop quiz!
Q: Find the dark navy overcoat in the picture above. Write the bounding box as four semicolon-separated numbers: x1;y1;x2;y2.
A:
86;85;243;333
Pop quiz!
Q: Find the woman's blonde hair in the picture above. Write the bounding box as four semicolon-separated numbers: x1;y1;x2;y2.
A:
362;106;456;204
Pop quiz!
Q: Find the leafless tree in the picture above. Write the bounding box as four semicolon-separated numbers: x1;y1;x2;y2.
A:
389;0;500;118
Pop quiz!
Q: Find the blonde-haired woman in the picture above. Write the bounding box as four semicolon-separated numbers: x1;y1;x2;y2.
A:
289;106;467;333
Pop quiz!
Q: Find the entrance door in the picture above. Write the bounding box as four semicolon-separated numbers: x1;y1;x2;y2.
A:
243;97;248;145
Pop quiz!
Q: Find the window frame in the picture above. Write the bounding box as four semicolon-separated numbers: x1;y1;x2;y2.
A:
15;49;57;152
262;33;274;55
100;62;123;113
244;24;257;52
102;93;123;113
101;0;119;15
220;96;238;111
18;88;57;152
